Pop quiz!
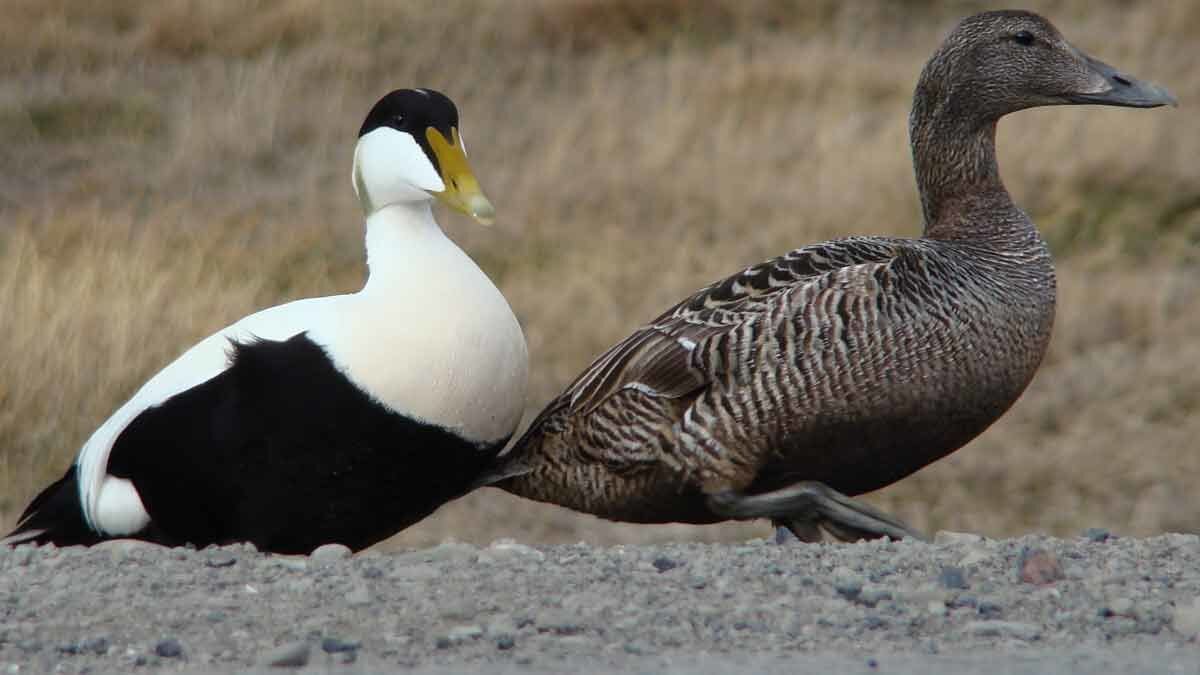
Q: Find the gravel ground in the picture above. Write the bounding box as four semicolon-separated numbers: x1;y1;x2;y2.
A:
2;532;1198;674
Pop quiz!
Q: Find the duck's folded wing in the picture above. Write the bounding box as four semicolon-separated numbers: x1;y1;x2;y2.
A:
512;237;906;446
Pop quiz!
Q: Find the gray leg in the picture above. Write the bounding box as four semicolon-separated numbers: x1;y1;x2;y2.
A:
707;481;926;543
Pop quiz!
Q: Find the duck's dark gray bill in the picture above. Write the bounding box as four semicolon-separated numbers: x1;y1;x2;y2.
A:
1069;56;1178;108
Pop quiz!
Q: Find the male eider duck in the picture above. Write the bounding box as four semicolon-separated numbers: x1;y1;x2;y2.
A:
481;11;1175;542
5;89;528;553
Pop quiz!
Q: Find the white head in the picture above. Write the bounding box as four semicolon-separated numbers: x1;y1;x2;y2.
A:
352;88;495;224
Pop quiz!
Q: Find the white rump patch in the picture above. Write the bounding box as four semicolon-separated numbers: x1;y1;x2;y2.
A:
94;476;151;536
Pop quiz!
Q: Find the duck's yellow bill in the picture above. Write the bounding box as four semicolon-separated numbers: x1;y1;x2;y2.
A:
426;127;495;225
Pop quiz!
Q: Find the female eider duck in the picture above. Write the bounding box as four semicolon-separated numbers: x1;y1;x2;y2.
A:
5;89;528;553
480;11;1175;542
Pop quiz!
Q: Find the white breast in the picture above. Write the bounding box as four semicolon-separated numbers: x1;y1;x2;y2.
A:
311;219;528;444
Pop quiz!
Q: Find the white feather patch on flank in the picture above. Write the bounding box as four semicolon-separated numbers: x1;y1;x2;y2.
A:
94;476;151;536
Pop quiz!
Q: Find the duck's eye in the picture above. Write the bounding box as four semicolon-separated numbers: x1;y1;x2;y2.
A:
1013;30;1035;46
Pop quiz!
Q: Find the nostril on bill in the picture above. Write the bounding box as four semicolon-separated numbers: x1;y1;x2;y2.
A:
1113;74;1132;87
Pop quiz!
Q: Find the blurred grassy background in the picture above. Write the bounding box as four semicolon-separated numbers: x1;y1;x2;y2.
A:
1;0;1197;548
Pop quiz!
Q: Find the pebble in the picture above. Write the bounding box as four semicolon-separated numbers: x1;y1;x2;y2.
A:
938;566;969;590
1171;596;1200;639
1017;547;1064;585
1103;597;1135;617
832;567;864;601
481;540;546;562
205;551;237;568
275;557;308;572
963;621;1041;641
310;543;352;563
959;548;991;567
536;610;584;635
447;625;484;643
154;638;183;658
1083;528;1113;543
427;541;479;562
344;584;372;606
83;637;110;655
935;531;985;545
496;635;516;650
261;641;311;667
321;637;360;653
10;546;35;567
652;557;680;572
389;563;442;582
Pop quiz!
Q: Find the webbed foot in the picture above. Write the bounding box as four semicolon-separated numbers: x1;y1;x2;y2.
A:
707;481;926;543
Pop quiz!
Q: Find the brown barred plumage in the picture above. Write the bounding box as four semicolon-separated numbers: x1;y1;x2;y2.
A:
485;10;1174;541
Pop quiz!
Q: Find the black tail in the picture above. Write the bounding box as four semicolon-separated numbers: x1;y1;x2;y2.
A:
3;466;101;547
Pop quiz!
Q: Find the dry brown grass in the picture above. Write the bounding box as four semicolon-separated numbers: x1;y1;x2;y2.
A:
2;0;1198;549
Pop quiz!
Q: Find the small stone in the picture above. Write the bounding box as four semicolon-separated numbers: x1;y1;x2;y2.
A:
446;625;484;643
320;637;360;654
934;531;984;545
495;635;516;650
388;563;441;582
652;557;679;572
344;585;372;606
206;551;237;568
1105;597;1135;617
310;543;352;563
485;540;545;562
83;637;110;655
964;620;1041;641
1083;527;1112;543
536;611;584;635
1017;547;1064;585
858;587;892;608
16;640;40;654
978;600;1003;618
427;541;479;561
959;548;991;567
1171;596;1200;639
95;539;148;561
832;567;864;601
11;547;35;566
275;557;308;572
154;638;183;658
948;595;978;609
938;566;969;590
863;615;888;630
261;641;310;667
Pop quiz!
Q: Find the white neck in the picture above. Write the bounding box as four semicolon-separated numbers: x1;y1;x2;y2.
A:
361;200;442;293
